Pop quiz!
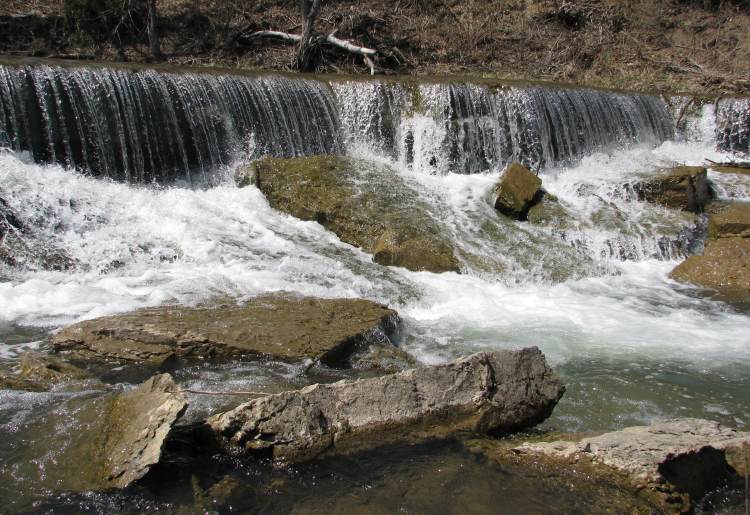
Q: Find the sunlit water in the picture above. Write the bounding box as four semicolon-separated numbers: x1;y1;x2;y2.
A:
1;102;749;511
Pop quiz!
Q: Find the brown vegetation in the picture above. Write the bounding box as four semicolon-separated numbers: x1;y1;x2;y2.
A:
1;0;749;94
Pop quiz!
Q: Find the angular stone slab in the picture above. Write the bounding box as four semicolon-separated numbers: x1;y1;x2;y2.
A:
51;294;399;366
104;374;188;488
634;166;713;212
515;419;750;511
493;162;543;220
206;347;564;462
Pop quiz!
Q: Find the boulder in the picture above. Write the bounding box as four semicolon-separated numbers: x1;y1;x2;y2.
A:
51;294;400;366
515;419;750;512
241;156;460;273
707;161;750;177
206;347;564;462
670;237;750;300
493;162;543;220
708;201;750;239
634;166;713;212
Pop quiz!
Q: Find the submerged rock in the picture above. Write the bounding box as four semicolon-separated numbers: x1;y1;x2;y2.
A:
708;201;750;239
493;162;543;220
51;294;400;366
206;347;564;462
241;156;460;273
515;418;750;512
634;166;713;212
670;237;750;300
0;352;91;392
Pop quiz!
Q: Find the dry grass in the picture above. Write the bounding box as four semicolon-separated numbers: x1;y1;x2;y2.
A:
1;0;749;95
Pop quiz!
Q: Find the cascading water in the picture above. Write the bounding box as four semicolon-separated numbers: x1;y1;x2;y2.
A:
1;62;749;512
716;97;750;154
0;64;341;183
334;79;674;174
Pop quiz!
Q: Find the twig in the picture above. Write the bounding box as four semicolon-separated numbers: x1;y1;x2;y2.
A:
168;388;269;397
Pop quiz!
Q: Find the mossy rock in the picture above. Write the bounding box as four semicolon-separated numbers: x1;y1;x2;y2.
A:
241;156;460;273
493;162;543;220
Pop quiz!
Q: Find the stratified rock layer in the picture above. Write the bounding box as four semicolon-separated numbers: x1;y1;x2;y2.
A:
515;418;750;512
207;347;564;462
708;202;750;238
243;156;460;273
635;166;713;212
51;294;400;366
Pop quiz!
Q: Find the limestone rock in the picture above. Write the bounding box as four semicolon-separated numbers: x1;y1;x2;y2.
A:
634;166;713;212
51;294;400;366
708;161;750;176
515;419;750;511
103;374;188;488
206;347;564;462
670;237;750;300
244;156;460;273
493;162;543;220
708;201;750;238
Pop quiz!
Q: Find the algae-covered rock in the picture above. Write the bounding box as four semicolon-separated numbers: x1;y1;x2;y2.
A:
0;352;91;392
206;348;564;463
634;166;713;212
51;294;400;366
708;162;750;177
708;201;750;239
515;419;750;512
493;162;543;220
241;156;460;273
670;237;750;300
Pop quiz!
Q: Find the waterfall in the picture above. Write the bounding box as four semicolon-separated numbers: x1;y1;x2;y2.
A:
335;80;674;174
0;63;679;182
716;98;750;154
0;65;342;184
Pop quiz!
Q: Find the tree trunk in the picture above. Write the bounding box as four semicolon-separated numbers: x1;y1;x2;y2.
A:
296;0;321;72
147;0;162;61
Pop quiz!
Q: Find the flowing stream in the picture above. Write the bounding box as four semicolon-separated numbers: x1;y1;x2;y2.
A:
0;61;749;513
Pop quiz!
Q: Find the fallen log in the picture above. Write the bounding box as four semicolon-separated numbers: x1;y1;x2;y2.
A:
206;347;564;462
249;30;377;74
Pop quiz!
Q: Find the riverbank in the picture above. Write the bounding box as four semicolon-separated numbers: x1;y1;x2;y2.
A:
2;0;750;96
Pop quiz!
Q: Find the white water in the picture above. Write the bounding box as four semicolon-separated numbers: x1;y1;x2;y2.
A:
1;107;749;431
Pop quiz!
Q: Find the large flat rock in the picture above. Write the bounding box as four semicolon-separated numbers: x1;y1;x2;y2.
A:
51;294;400;366
242;156;460;273
670;237;750;301
515;419;750;512
206;347;564;462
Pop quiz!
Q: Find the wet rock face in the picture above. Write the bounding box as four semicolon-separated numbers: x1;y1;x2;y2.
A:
0;352;91;391
206;347;564;462
670;237;750;300
708;202;750;238
103;374;188;488
515;418;750;512
635;166;713;212
493;162;543;220
51;294;400;366
241;156;460;273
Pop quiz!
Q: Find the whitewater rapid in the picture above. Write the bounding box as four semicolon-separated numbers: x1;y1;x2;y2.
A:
2;104;749;431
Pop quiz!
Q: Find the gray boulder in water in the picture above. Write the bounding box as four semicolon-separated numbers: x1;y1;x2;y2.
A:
206;347;564;462
515;418;750;512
